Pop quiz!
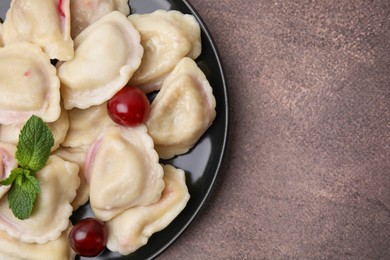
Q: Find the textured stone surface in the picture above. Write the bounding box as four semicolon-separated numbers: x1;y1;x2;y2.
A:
159;1;390;259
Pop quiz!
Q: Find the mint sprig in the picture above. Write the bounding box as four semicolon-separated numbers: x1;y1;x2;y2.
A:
16;115;54;171
0;115;54;220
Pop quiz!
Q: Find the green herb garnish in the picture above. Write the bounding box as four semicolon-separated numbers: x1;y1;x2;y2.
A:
0;115;54;220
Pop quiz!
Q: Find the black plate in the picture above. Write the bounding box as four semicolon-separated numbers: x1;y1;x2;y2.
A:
0;0;229;259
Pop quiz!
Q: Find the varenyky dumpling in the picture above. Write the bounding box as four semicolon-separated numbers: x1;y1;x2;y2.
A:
0;42;61;125
0;143;17;200
146;57;216;159
128;10;201;93
86;125;164;221
0;224;75;260
2;0;74;61
70;0;130;38
0;104;69;152
61;102;116;148
46;104;70;151
54;146;90;210
58;11;143;110
106;164;190;255
0;156;79;244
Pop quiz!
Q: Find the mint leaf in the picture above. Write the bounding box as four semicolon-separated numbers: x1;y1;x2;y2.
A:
0;168;26;186
0;115;53;220
7;173;40;220
16;115;54;172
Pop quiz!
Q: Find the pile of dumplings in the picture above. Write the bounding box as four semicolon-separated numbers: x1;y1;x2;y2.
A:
0;0;216;258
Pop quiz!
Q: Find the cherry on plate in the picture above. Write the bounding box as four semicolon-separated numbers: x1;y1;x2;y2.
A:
107;86;150;127
68;218;108;257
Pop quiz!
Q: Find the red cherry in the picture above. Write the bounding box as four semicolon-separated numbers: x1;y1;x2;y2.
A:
68;218;108;257
107;86;150;127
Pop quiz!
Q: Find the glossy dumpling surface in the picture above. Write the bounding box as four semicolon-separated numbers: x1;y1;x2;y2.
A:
58;11;143;110
86;125;164;221
62;102;116;148
0;143;17;200
2;0;74;61
106;164;190;255
0;156;80;244
0;42;61;125
128;10;201;93
0;224;75;260
70;0;130;38
146;57;216;159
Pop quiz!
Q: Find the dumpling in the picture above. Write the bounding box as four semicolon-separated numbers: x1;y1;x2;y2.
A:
61;102;116;148
57;11;143;110
0;143;17;200
70;0;130;38
0;104;69;152
2;0;74;61
106;164;190;255
128;10;201;93
0;42;61;125
0;156;80;244
146;57;216;159
86;125;164;221
0;223;75;260
54;146;90;210
46;105;70;151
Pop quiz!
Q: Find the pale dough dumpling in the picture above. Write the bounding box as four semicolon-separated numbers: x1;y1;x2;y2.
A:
0;42;61;125
58;11;143;110
0;156;80;244
0;143;17;200
70;0;130;38
86;125;164;221
0;224;75;260
61;102;116;148
47;105;70;151
2;0;74;61
128;10;201;93
107;164;190;255
146;57;216;159
54;146;90;210
0;104;69;152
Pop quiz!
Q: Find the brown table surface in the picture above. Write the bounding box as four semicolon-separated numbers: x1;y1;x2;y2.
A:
159;1;390;259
